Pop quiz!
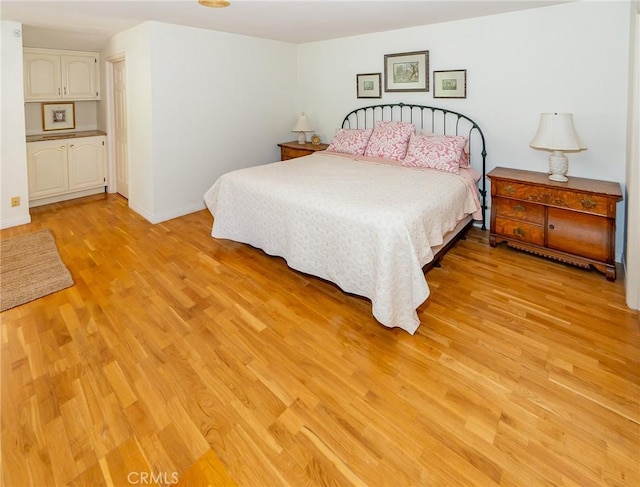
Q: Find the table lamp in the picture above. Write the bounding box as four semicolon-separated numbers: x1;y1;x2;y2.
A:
530;113;586;182
292;112;314;144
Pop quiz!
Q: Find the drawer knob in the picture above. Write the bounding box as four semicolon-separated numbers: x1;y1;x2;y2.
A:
513;204;525;212
581;198;596;209
504;185;516;194
549;224;555;230
513;227;525;237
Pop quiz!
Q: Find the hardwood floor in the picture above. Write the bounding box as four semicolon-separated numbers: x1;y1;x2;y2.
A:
1;193;638;487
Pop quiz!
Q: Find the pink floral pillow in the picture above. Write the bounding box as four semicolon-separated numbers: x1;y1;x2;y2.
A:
326;129;373;156
402;134;467;173
459;139;470;167
459;149;470;168
364;121;416;161
422;131;470;167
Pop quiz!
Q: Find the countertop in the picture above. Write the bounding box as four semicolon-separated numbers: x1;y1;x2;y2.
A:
26;130;107;143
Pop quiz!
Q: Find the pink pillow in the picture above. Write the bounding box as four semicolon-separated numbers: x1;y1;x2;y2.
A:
326;128;373;155
422;131;470;167
458;150;470;168
402;134;467;173
459;140;470;167
364;121;416;161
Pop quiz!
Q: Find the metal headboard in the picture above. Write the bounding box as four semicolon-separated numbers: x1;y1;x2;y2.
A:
341;102;487;229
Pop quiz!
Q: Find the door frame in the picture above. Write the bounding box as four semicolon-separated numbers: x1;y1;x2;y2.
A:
104;53;128;199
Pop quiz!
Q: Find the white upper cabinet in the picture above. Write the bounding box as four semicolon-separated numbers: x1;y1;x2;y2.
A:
23;51;61;100
24;48;100;102
62;54;99;100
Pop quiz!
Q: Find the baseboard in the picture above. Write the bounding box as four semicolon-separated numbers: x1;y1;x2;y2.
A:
621;251;640;310
129;201;206;225
0;214;32;229
29;187;106;207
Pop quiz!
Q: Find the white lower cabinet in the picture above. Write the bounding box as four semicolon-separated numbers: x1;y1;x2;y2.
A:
27;135;107;205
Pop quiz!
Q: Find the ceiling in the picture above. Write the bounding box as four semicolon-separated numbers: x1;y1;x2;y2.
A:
1;0;570;51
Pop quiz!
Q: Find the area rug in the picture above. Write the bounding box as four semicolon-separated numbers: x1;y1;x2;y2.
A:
0;229;74;312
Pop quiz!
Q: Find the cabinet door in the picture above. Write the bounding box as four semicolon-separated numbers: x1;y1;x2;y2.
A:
27;142;68;198
62;55;99;100
547;207;612;262
68;137;106;190
23;52;62;101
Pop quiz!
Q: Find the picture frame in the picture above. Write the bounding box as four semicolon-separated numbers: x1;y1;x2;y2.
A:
356;73;382;98
433;70;467;99
384;50;429;92
42;102;75;131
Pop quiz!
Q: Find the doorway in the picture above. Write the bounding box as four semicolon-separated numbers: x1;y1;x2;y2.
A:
112;59;129;198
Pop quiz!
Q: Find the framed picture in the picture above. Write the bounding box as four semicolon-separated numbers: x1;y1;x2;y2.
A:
384;50;429;92
433;70;467;99
356;73;382;98
42;102;75;131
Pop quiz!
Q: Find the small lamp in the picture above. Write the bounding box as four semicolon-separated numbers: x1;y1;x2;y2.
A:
530;113;586;182
292;112;314;144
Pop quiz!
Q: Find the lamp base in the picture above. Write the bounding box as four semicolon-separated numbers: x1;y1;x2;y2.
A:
548;151;568;182
297;132;306;144
549;174;569;182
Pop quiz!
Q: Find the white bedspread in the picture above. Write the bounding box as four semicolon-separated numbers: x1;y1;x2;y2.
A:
204;152;480;334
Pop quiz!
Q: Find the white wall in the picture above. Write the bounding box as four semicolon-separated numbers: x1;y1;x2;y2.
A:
297;0;631;260
626;4;639;309
100;21;297;223
100;23;156;221
147;22;297;221
1;21;30;229
25;100;98;135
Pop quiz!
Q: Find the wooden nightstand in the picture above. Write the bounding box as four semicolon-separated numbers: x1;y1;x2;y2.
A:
488;167;623;280
278;141;329;161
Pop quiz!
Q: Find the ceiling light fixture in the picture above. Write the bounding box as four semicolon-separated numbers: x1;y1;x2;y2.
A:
198;0;230;7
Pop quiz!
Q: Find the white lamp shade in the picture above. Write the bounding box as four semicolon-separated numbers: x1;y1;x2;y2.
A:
530;113;586;151
292;112;314;133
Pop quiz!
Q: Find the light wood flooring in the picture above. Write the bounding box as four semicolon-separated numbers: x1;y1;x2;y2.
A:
1;193;638;486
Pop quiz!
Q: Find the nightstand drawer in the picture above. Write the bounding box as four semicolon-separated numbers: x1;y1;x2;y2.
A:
493;198;544;224
281;146;312;160
494;217;544;246
495;180;611;216
279;141;329;161
555;192;612;217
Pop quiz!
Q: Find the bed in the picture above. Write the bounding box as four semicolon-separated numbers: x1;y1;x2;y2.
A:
204;103;487;334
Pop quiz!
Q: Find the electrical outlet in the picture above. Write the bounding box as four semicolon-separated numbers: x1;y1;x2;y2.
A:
10;196;20;207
